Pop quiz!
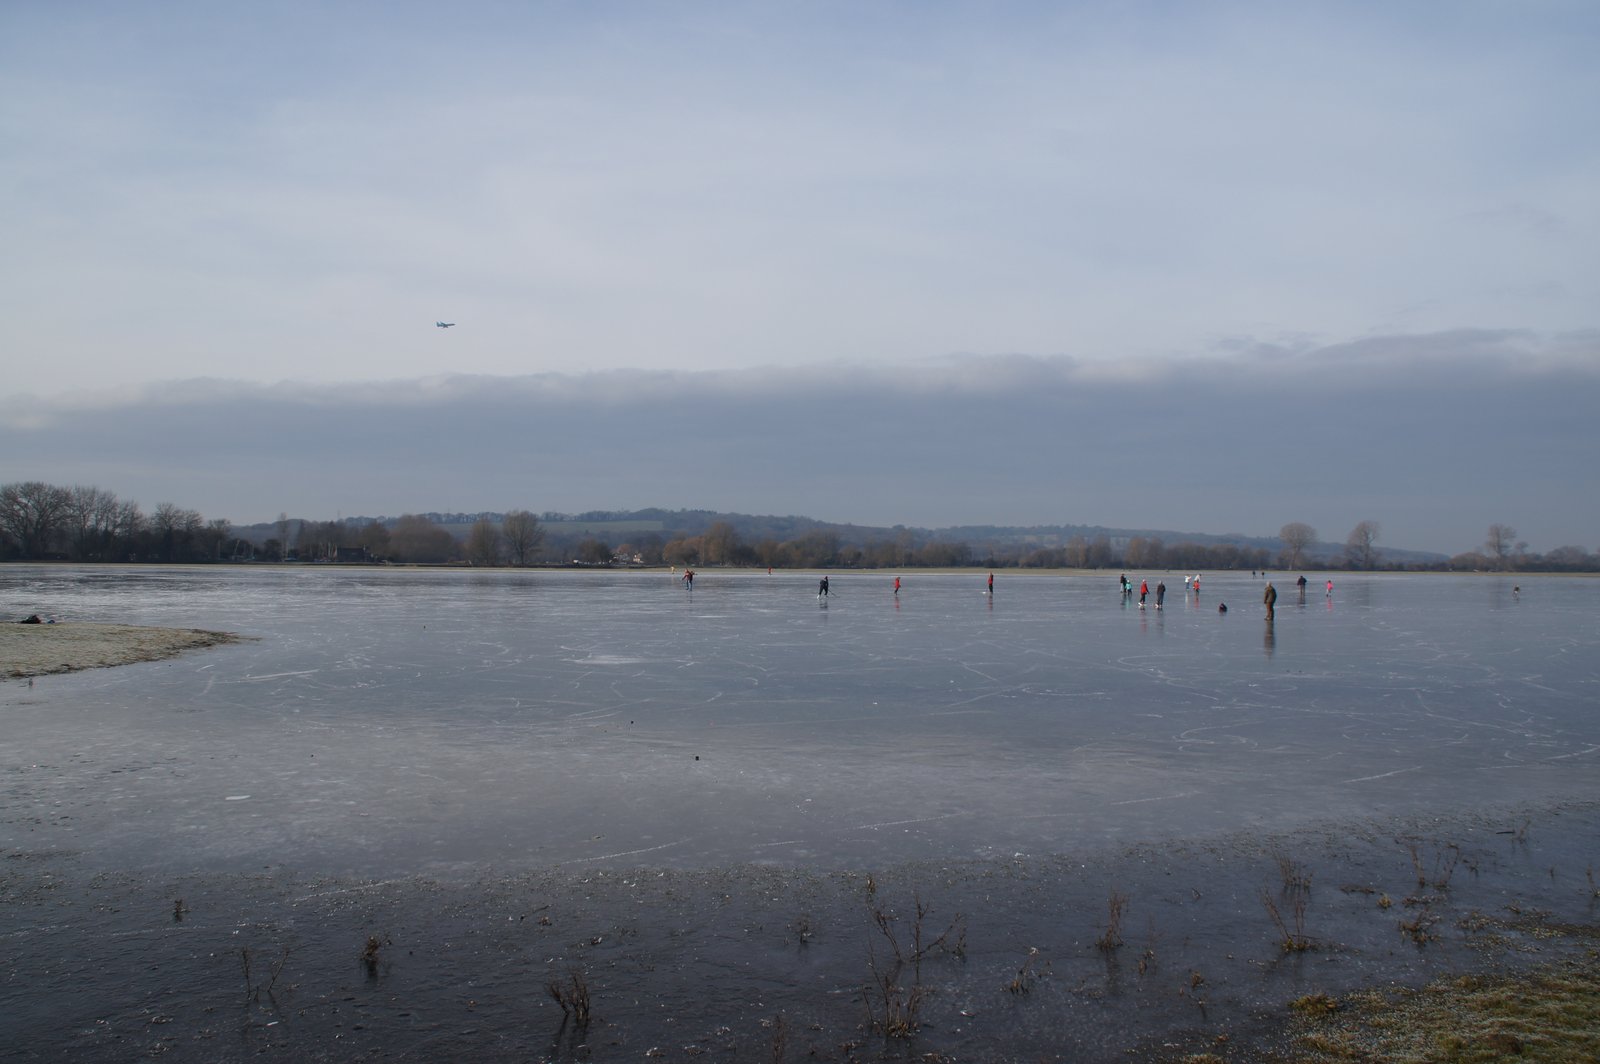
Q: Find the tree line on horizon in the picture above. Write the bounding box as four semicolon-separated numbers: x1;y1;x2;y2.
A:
1;480;1593;573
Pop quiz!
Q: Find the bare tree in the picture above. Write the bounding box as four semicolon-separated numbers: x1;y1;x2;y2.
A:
501;510;544;566
0;481;73;558
114;500;144;556
663;535;700;567
388;514;456;564
1124;536;1152;568
1279;522;1318;569
356;521;391;560
295;520;341;562
1086;534;1113;569
152;502;204;562
1485;524;1518;570
204;517;233;560
700;521;743;565
65;485;123;560
1543;546;1593;570
634;532;666;566
1125;536;1165;569
1344;520;1381;570
465;518;503;566
1064;535;1089;569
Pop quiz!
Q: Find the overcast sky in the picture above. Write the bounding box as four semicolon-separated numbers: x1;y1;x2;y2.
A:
2;2;1596;554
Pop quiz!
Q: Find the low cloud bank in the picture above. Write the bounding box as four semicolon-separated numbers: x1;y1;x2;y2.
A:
4;331;1596;554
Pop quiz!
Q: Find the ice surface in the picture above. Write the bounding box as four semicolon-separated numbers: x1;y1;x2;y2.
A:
3;565;1595;876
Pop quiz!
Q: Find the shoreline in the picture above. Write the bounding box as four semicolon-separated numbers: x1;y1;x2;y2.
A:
1;621;240;679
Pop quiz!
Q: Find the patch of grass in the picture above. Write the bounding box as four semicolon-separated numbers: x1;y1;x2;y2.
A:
1180;970;1209;1016
1290;993;1341;1016
1261;887;1315;953
1463;906;1600;947
1096;890;1129;952
240;945;292;1001
360;933;391;976
1397;837;1462;892
546;968;592;1027
1274;851;1314;894
764;1013;788;1064
1399;905;1439;946
1004;947;1040;995
1285;953;1600;1062
861;890;965;1038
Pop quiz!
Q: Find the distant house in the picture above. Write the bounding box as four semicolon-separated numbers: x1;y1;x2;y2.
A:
334;546;370;564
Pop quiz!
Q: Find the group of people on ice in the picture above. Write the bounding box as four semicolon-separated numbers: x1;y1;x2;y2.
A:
1121;572;1195;609
678;567;1333;619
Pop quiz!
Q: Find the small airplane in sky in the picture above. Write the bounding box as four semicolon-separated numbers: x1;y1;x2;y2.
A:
435;321;456;329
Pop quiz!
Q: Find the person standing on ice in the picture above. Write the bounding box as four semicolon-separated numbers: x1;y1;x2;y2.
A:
818;576;829;597
1139;579;1148;607
893;576;900;595
988;572;994;595
1264;581;1277;618
1156;581;1166;609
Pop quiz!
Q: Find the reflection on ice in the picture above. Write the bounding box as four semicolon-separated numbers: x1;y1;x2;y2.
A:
2;566;1596;876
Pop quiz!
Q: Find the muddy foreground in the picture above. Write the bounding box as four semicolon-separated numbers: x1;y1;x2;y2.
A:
4;803;1597;1062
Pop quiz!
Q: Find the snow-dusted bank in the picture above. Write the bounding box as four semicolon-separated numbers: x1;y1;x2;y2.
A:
1;621;238;678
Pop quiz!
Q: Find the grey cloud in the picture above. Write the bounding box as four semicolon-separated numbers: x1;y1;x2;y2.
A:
3;333;1596;555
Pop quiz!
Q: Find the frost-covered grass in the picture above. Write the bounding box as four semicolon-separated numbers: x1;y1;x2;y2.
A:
1284;952;1600;1063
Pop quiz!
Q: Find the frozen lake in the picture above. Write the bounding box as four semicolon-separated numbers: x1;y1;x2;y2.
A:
3;565;1596;877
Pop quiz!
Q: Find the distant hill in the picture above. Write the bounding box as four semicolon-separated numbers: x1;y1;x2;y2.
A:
232;509;1447;564
931;522;1445;565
